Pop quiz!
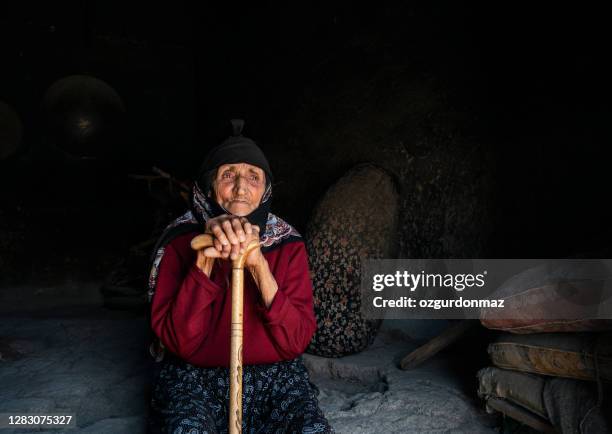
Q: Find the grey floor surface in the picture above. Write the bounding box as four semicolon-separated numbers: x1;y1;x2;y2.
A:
0;306;497;433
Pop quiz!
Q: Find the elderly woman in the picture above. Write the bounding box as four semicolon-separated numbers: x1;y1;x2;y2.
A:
148;120;332;434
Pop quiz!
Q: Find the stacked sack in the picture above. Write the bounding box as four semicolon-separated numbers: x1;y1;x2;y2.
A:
477;262;612;433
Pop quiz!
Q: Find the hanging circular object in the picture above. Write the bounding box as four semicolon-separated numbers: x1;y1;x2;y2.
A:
0;102;23;160
41;75;126;157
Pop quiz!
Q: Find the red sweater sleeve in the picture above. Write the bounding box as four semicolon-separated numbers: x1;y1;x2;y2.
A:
259;242;317;359
150;241;225;359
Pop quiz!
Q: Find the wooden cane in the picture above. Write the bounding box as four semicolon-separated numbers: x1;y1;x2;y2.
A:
191;233;260;434
191;234;216;276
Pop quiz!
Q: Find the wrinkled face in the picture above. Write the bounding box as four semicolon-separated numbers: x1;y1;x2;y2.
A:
213;162;266;216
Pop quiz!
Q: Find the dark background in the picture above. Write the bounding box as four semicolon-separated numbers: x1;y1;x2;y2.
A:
1;1;610;289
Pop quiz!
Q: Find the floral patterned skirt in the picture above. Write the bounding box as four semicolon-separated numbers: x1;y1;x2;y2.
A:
150;356;333;434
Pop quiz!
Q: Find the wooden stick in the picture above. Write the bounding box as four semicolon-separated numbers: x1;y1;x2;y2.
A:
191;234;216;276
400;320;478;370
486;398;557;433
152;166;191;191
228;240;259;434
191;233;259;434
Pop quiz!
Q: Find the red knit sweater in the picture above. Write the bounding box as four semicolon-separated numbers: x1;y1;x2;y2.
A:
150;232;317;367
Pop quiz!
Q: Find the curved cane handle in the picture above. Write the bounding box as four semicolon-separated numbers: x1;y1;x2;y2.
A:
191;233;216;276
191;233;215;250
191;234;261;267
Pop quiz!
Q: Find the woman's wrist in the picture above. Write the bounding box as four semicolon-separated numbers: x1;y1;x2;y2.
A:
248;255;278;308
247;253;265;275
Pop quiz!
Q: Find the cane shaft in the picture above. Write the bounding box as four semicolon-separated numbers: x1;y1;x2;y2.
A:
229;267;244;434
228;239;259;434
192;233;258;434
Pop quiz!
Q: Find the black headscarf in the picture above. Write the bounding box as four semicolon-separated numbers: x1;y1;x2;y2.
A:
150;120;279;258
195;119;273;232
197;119;273;189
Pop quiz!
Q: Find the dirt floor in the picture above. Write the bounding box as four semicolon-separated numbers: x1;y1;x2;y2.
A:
0;284;498;434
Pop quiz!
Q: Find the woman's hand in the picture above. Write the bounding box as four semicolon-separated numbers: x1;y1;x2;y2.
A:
202;215;262;264
200;215;277;307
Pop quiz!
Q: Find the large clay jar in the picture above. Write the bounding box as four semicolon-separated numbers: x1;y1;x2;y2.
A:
306;164;399;357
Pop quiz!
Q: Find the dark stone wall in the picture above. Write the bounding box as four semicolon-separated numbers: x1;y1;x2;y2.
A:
0;2;610;288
